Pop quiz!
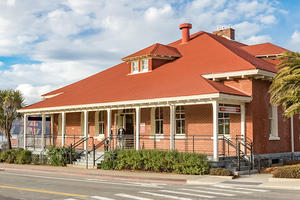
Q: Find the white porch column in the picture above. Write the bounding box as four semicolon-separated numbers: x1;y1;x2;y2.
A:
135;107;141;150
212;101;219;161
61;112;66;146
41;114;46;150
50;115;54;145
170;105;175;150
23;114;28;149
241;103;246;149
83;110;89;151
291;116;294;154
107;109;112;137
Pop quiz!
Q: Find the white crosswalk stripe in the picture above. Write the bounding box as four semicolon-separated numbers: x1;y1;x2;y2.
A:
214;184;269;192
90;195;116;200
139;191;192;200
181;188;236;196
159;190;215;199
115;193;153;200
196;186;251;194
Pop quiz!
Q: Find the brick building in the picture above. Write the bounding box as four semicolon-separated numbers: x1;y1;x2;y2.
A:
19;23;300;167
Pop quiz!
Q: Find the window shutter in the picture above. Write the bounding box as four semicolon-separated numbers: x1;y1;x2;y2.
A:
80;112;84;136
95;111;99;136
58;114;62;136
150;108;155;135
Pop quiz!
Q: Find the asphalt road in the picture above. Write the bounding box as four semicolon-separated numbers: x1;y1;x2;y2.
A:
0;169;299;200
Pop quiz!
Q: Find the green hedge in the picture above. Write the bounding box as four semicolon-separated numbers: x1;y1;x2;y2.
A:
0;149;32;164
47;146;77;166
273;166;300;178
100;149;210;175
209;168;232;176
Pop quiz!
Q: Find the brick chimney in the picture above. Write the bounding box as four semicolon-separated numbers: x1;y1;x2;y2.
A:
179;23;192;43
213;28;235;40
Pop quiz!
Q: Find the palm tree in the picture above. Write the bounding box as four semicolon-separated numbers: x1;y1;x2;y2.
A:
0;89;25;149
269;52;300;118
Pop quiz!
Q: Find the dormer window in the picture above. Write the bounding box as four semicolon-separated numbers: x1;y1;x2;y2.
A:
131;61;139;73
141;59;148;72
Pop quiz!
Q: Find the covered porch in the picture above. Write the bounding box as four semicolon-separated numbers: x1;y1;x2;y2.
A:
21;93;251;161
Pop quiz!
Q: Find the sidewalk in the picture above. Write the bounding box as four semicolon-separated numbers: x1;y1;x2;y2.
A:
1;163;300;190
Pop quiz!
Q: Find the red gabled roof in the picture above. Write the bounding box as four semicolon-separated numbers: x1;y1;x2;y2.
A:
241;43;289;56
23;29;289;111
122;43;181;61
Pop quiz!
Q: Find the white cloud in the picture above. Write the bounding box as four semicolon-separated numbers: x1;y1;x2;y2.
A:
16;84;54;105
243;35;272;45
287;31;300;52
0;61;3;67
0;0;284;104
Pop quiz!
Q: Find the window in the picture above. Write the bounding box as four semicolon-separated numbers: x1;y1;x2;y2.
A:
269;104;278;138
98;111;105;135
131;61;139;73
155;107;163;134
218;113;230;135
141;59;148;72
176;106;185;134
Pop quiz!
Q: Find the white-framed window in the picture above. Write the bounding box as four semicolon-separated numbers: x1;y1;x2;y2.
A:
218;113;230;135
98;111;105;135
269;104;279;139
155;107;163;134
141;59;148;72
131;61;139;73
176;106;185;134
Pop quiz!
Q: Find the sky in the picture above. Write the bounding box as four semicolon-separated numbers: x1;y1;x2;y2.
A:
0;0;300;105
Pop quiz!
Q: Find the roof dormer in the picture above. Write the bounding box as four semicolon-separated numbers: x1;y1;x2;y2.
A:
122;43;181;75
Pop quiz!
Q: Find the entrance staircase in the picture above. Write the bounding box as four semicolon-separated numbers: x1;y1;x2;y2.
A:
72;151;105;168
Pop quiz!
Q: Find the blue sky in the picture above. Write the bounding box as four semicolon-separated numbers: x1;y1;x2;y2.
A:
0;0;299;104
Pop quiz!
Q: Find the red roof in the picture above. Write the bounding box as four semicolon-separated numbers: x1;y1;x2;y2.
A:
241;43;289;56
22;29;288;111
122;43;181;60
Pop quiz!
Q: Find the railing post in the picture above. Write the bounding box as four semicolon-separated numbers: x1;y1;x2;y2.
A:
237;142;241;171
192;136;195;153
93;144;95;167
69;143;72;164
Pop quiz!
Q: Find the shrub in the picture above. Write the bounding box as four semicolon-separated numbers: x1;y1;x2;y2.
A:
0;149;32;164
16;149;32;164
209;168;232;176
32;154;40;165
47;146;77;166
100;149;210;175
273;166;300;179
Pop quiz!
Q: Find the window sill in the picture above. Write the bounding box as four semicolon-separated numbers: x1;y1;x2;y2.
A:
129;70;152;75
269;136;280;141
149;135;164;139
175;134;186;139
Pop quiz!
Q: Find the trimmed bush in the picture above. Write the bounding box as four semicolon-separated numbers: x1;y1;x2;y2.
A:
32;154;40;165
209;168;232;176
100;149;210;175
0;149;32;164
273;166;300;179
47;146;77;166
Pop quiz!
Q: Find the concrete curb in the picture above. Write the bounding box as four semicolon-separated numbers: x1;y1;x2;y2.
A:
269;178;300;182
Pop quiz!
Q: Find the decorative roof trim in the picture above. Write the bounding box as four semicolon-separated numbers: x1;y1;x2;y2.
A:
42;92;64;99
202;69;276;81
18;93;252;114
122;54;179;62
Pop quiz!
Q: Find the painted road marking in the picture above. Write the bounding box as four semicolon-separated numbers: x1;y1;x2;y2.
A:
159;190;215;199
214;184;269;192
196;186;251;194
0;171;159;188
0;185;88;198
181;188;235;196
139;191;192;200
115;193;153;200
90;196;116;200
